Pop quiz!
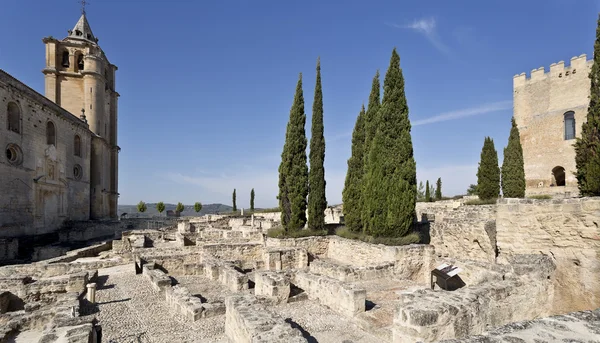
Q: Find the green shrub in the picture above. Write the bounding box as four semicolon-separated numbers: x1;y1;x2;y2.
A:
528;194;552;200
464;198;497;205
266;227;328;239
335;227;420;246
253;207;281;213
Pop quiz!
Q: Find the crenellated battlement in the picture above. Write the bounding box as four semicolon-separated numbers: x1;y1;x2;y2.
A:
513;54;591;88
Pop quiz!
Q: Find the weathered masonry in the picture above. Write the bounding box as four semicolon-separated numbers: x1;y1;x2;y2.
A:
513;54;592;197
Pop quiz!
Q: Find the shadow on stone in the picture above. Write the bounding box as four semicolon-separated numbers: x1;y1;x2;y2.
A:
365;300;378;311
96;275;114;290
285;318;318;343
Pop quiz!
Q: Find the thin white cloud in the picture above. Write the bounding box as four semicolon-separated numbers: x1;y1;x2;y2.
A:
413;100;512;126
388;17;450;55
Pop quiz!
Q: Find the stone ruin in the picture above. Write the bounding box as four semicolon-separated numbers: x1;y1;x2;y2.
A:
0;198;598;342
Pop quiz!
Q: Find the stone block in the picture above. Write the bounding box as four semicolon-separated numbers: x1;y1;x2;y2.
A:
254;271;290;303
142;263;172;292
224;295;306;343
293;271;366;317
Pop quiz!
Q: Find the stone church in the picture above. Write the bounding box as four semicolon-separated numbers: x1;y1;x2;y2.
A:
513;54;592;197
0;12;119;238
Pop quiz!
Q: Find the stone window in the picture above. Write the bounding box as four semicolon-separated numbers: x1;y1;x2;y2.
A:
74;135;81;157
46;121;56;146
7;102;20;134
5;144;23;166
564;111;576;140
61;51;70;68
552;166;566;187
77;54;84;71
73;164;83;181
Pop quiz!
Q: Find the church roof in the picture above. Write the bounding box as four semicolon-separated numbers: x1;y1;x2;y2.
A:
67;13;98;43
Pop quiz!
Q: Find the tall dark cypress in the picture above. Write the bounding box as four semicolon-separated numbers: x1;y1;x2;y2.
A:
362;48;417;237
250;188;255;211
435;178;442;200
232;189;237;212
574;13;600;196
278;74;309;231
308;58;327;230
362;70;381;169
477;137;500;200
501;117;526;198
342;105;366;232
425;180;431;202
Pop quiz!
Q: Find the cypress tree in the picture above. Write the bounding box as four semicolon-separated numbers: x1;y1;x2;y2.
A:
363;70;381;162
435;178;442;200
425;180;431;202
342;105;366;231
250;188;255;211
362;48;417;237
501;117;526;198
278;74;309;231
574;13;600;196
308;58;327;230
477;137;500;200
232;189;237;212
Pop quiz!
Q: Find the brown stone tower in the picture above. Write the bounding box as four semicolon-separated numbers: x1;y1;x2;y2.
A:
42;11;119;219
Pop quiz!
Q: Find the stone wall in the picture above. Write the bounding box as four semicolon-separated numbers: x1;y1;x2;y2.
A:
254;271;290;304
265;236;329;258
513;54;591;193
393;255;555;343
309;259;394;282
224;294;306;343
201;243;263;268
0;70;93;236
263;247;308;271
164;285;225;321
429;205;497;263
292;271;366;317
142;263;172;292
496;197;600;313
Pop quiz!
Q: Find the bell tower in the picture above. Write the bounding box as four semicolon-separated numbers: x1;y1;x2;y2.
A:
42;7;120;219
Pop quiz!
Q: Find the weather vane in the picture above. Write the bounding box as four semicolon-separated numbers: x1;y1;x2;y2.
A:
80;0;89;15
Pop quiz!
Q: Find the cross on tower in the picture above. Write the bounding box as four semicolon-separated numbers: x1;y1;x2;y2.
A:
80;0;89;15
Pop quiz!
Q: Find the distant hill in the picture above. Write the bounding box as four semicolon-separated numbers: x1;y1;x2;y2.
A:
118;203;233;218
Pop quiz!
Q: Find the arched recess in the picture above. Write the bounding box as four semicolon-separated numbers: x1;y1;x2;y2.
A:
552;166;566;187
74;135;81;157
46;121;56;146
7;102;20;134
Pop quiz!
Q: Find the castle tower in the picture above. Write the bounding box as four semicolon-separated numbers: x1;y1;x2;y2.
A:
513;54;592;197
42;10;119;219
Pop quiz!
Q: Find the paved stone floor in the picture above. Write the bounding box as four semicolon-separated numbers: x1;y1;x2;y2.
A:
81;265;383;343
81;265;227;343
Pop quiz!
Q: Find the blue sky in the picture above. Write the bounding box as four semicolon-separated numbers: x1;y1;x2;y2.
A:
1;0;598;207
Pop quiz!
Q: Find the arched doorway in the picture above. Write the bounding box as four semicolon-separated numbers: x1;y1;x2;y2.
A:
552;166;566;186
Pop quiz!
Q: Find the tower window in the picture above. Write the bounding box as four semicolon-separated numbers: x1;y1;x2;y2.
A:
73;164;83;180
61;51;70;68
564;111;576;140
74;135;81;157
77;54;84;71
7;102;20;134
46;121;56;146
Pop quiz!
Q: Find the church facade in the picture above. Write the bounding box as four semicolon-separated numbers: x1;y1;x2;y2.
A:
513;54;592;197
0;13;119;238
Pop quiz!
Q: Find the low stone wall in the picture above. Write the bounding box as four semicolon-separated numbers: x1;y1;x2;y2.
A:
309;259;394;282
265;236;329;258
142;263;172;292
165;285;225;321
201;243;263;269
224;294;306;343
263;247;308;271
293;271;366;317
199;229;263;243
429;205;497;263
254;271;290;304
392;256;555;342
496;197;600;313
